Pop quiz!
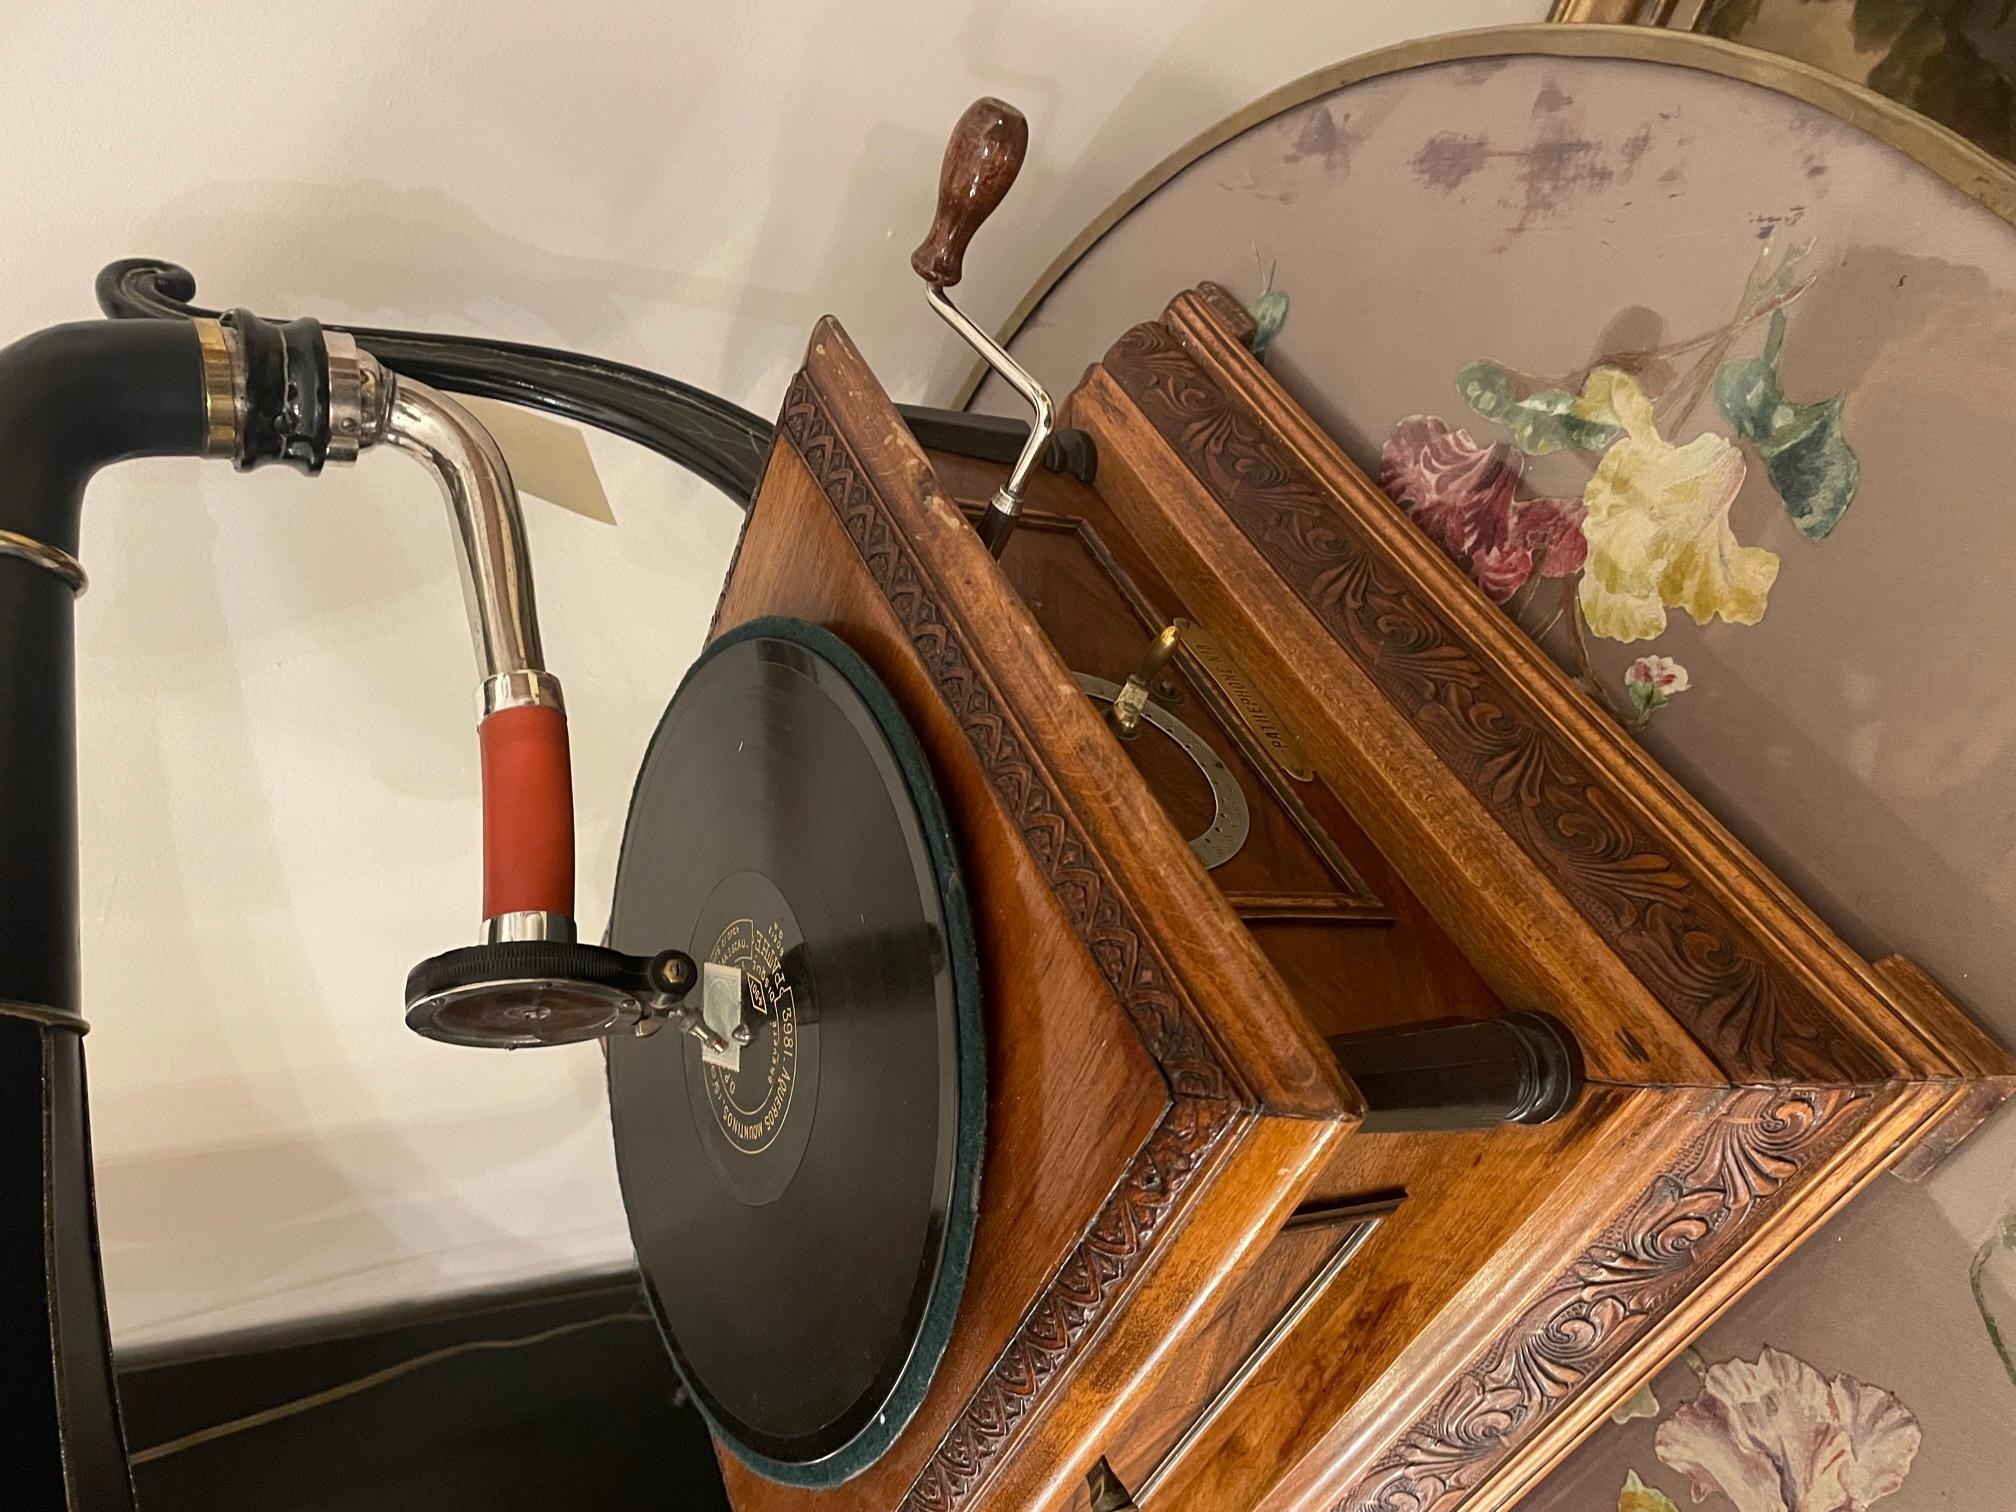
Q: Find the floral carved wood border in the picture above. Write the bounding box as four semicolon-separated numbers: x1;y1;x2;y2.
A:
776;366;1245;1511
1101;314;1884;1087
1334;1086;1872;1512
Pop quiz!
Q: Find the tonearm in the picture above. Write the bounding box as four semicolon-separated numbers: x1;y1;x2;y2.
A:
0;303;723;1507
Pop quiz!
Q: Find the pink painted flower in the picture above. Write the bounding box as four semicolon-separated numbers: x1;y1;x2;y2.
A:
1624;655;1691;724
1654;1347;1920;1512
1380;415;1587;602
1625;656;1690;695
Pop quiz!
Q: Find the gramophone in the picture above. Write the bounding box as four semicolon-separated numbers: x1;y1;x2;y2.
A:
3;97;2007;1512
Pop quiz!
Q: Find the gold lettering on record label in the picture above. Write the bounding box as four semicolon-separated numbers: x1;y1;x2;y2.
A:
1175;618;1314;781
702;917;799;1157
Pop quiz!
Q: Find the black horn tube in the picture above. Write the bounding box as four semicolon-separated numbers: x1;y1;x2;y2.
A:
0;317;211;1511
98;257;777;505
96;258;1100;505
1;307;337;1508
0;321;209;1017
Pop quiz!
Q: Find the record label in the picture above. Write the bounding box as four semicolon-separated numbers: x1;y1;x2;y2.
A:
682;868;819;1206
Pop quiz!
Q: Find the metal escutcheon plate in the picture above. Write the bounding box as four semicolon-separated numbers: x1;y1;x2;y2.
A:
1075;672;1250;869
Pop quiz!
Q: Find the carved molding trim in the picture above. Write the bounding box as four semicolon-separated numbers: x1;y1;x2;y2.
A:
1103;318;1882;1086
1191;279;1256;342
1336;1086;1871;1512
778;369;1242;1511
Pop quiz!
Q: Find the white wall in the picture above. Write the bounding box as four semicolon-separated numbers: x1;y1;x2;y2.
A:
0;0;1543;1349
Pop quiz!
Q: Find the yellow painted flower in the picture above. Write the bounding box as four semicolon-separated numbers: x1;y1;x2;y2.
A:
1573;369;1779;644
1619;1470;1680;1512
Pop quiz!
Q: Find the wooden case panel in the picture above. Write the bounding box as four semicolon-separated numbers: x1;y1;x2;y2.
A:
714;319;1356;1512
711;443;1164;1503
1076;284;2016;1095
927;453;1513;1044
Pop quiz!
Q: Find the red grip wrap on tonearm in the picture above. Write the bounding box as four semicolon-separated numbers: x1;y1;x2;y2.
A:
478;703;576;920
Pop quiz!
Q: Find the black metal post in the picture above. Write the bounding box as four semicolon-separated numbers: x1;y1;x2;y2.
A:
1326;1013;1583;1133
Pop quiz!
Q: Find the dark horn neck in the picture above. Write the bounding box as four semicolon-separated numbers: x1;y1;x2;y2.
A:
0;317;212;1511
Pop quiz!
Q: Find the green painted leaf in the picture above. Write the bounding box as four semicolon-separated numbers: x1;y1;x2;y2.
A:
1458;360;1621;455
1713;308;1859;541
1609;1382;1662;1424
1248;289;1289;355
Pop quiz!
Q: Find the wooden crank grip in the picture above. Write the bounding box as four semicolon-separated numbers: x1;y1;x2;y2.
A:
910;97;1029;288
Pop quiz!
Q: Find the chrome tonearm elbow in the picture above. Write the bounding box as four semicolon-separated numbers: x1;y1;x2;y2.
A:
196;317;699;1052
373;367;546;689
198;321;579;959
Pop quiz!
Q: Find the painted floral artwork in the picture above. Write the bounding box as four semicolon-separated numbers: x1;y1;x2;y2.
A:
1368;239;1859;729
1611;1346;1920;1512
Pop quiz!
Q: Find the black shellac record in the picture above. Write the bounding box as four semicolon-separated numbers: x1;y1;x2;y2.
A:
606;617;982;1486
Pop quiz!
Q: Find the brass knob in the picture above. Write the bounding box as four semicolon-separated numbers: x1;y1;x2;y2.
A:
1108;623;1184;740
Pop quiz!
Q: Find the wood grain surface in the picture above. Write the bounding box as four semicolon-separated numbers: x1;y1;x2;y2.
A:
707;293;2011;1512
717;319;1354;1512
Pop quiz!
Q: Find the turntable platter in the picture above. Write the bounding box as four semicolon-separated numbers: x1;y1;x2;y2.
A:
605;617;982;1486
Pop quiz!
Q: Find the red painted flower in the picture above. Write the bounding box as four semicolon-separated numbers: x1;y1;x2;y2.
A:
1380;415;1587;601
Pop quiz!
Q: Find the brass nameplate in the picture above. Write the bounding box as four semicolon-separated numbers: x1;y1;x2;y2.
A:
1175;618;1314;782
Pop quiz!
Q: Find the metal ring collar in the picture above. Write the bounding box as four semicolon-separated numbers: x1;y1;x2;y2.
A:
0;528;87;594
193;316;241;459
0;999;90;1034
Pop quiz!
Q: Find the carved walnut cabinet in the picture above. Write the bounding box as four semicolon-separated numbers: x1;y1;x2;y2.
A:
704;287;2010;1512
